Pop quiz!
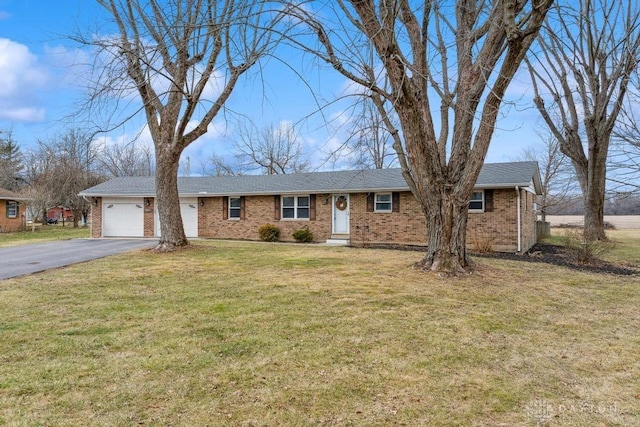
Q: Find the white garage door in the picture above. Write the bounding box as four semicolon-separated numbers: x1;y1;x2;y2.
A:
102;198;144;237
155;198;198;238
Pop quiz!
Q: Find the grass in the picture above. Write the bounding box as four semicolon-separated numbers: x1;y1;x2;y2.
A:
0;225;90;247
0;235;639;426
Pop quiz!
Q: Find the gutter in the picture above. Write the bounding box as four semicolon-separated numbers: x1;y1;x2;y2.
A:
515;186;521;253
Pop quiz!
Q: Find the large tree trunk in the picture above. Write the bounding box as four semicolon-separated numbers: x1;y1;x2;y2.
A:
583;190;605;241
578;143;608;241
568;132;609;242
155;147;188;251
415;190;469;273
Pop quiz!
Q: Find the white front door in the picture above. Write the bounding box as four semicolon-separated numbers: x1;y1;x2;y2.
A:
332;194;350;234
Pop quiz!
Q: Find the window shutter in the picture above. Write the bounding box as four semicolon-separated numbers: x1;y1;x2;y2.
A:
484;190;494;212
16;202;19;218
366;193;374;212
5;201;9;218
309;194;316;221
392;192;400;212
240;196;246;220
274;195;281;220
222;196;229;220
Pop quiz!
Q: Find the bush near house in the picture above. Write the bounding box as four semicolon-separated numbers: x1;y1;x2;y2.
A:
258;223;280;242
292;227;313;243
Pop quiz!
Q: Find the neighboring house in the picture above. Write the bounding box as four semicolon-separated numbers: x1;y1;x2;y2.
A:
0;187;24;232
47;206;75;223
79;161;542;253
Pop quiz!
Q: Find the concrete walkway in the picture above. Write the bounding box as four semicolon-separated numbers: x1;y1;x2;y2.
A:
0;239;157;280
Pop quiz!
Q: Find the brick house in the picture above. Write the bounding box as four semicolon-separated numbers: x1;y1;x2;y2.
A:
79;161;542;253
0;187;24;232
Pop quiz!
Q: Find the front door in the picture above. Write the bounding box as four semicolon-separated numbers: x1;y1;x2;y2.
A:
332;194;350;234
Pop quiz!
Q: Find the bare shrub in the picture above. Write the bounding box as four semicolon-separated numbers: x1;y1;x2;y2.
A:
471;236;495;254
562;229;610;264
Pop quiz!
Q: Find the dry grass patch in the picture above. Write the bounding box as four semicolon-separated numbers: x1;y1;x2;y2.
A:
0;226;89;247
0;240;638;426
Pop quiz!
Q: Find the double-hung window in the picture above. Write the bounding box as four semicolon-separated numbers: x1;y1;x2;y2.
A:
469;191;484;212
282;196;309;219
229;197;242;219
6;201;18;218
375;193;392;212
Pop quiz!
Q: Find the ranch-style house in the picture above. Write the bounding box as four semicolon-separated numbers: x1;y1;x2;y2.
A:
79;161;542;253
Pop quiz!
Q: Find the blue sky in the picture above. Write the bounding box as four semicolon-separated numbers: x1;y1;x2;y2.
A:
0;1;544;173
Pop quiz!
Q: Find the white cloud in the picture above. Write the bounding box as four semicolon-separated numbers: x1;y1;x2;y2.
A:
0;107;45;122
0;11;10;20
0;39;48;97
0;38;50;122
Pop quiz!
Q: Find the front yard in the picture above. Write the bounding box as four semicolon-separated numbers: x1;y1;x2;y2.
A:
0;226;89;247
0;231;638;425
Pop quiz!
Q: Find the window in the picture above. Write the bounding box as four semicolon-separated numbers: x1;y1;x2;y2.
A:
282;196;309;219
229;197;242;219
6;201;18;218
469;191;484;212
375;193;392;212
367;192;399;213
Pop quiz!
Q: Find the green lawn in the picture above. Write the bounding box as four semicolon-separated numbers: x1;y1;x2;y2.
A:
0;231;638;426
0;225;90;247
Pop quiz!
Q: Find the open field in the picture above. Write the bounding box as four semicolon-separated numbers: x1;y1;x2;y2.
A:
0;226;90;247
1;232;639;426
546;215;640;229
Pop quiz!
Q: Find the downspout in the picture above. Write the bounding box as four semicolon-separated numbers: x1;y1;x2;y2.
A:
515;186;521;253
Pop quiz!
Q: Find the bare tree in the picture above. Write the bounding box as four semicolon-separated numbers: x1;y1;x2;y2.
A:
527;0;640;240
89;0;284;250
514;130;573;222
234;121;309;174
38;129;104;228
287;1;551;272
199;153;241;176
97;141;154;177
22;148;57;226
608;86;640;193
0;129;24;191
344;95;398;169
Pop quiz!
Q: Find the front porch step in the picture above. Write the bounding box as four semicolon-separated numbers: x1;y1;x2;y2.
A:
326;234;350;245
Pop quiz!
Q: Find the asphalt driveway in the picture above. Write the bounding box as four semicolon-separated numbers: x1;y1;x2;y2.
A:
0;239;158;280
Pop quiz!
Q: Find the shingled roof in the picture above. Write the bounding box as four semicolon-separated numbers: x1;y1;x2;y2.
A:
79;161;542;197
0;187;22;200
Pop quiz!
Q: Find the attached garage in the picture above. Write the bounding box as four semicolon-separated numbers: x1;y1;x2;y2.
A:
102;198;144;237
155;198;199;238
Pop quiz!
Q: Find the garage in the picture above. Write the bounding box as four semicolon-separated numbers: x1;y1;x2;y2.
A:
102;198;144;237
155;198;199;238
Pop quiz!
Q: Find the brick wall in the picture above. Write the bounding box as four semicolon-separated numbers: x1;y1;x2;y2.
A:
198;195;333;242
350;189;536;253
350;192;427;246
143;198;155;237
0;200;23;232
90;198;102;238
520;190;537;251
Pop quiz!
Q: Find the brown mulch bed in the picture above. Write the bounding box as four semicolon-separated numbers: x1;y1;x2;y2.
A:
472;243;639;276
359;243;639;276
